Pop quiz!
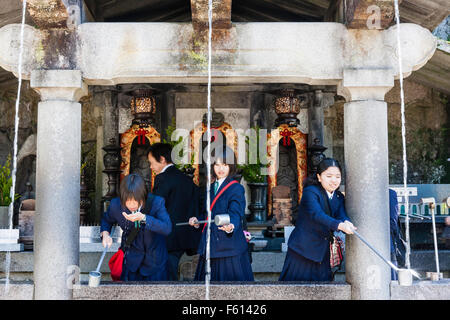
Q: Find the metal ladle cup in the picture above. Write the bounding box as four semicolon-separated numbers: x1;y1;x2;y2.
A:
213;214;230;226
88;242;109;287
176;214;231;227
397;269;414;286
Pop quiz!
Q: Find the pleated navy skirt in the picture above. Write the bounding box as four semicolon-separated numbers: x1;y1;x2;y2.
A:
194;250;254;282
279;247;332;281
120;264;169;281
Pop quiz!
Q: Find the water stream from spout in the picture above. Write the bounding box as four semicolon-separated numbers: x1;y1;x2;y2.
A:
4;0;27;295
204;0;214;300
394;0;411;270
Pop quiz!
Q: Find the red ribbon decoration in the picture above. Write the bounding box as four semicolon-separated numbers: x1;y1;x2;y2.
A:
280;128;293;146
210;128;219;142
135;128;149;145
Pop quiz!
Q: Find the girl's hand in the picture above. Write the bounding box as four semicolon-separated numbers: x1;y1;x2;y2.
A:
189;217;200;228
338;220;357;235
218;223;234;233
101;231;113;248
122;211;145;222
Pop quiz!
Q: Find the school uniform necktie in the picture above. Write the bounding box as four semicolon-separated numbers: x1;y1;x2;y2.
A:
213;181;219;195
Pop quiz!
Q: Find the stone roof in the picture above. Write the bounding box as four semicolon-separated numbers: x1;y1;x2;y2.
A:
0;0;448;93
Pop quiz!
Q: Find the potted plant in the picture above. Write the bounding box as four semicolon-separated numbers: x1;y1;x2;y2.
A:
238;127;270;222
0;154;20;227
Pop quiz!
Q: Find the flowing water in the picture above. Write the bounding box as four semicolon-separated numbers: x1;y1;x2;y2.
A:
394;0;411;270
3;0;27;295
205;0;214;300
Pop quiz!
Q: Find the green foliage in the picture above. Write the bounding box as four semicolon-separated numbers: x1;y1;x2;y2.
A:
238;126;270;183
389;124;449;184
0;154;20;206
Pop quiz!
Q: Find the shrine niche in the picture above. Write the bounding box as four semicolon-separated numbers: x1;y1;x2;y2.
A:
119;89;161;191
189;110;238;186
267;124;307;218
267;90;308;218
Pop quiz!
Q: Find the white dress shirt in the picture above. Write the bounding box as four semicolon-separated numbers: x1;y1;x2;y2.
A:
213;176;233;233
326;190;334;200
160;163;174;174
215;177;227;191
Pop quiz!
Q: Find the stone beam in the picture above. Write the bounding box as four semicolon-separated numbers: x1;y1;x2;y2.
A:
0;22;436;85
190;0;232;30
25;0;83;69
344;0;400;29
189;0;234;56
27;0;70;29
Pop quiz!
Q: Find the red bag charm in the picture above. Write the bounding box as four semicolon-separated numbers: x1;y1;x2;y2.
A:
330;236;344;268
109;248;124;281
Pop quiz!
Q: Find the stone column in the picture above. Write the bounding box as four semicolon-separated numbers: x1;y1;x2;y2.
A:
308;90;325;146
338;69;394;300
93;86;119;214
308;89;335;154
31;70;88;300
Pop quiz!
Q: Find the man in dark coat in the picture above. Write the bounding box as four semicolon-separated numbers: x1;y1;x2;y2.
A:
147;143;202;280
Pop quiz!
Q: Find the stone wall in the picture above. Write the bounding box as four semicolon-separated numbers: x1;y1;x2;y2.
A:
0;81;39;199
0;81;101;224
325;79;450;184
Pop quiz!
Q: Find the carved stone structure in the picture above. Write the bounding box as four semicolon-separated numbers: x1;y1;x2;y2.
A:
267;124;308;217
0;0;438;300
101;138;121;211
272;185;293;226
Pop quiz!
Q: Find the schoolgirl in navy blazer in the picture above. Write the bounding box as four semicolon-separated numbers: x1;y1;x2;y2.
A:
279;158;357;281
287;184;350;263
100;174;172;280
195;176;248;259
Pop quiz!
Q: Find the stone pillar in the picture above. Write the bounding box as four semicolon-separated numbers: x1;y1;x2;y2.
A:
308;90;336;147
94;86;119;214
338;69;394;300
308;90;325;146
31;70;88;300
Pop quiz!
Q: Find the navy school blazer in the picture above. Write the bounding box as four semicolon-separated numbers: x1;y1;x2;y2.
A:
100;194;172;275
152;165;202;252
287;184;351;263
197;176;248;259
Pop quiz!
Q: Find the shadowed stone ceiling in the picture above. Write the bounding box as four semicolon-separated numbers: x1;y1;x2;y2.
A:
84;0;329;23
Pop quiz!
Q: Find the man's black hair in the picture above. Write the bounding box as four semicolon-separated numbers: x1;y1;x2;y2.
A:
147;142;173;164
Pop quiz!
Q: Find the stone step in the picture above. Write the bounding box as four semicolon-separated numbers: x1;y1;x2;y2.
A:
1;281;450;300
